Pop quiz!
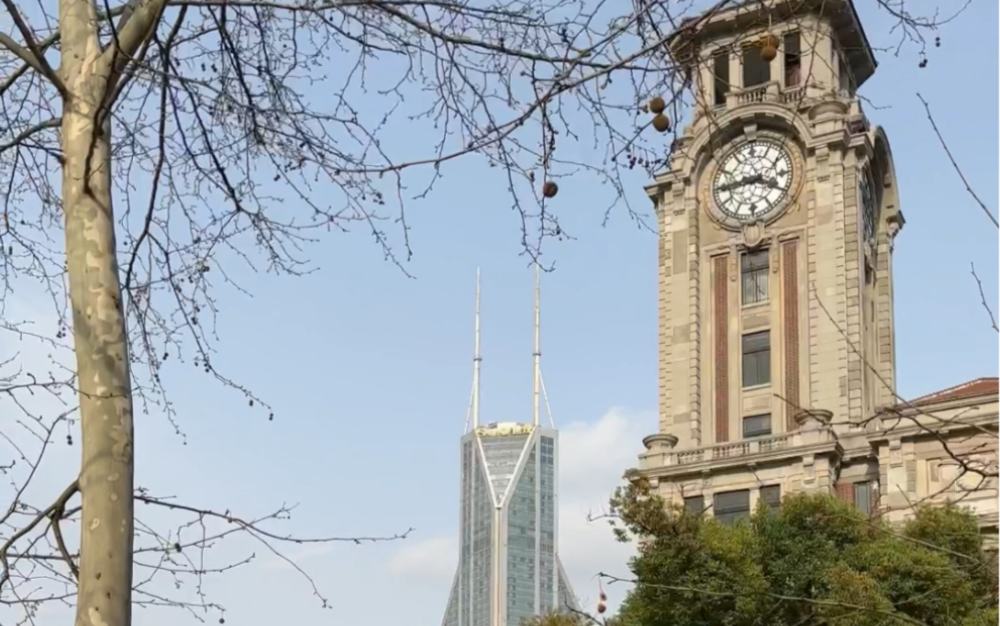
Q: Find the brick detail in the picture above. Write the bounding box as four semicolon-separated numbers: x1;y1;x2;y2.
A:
834;481;852;502
782;241;800;431
713;255;729;443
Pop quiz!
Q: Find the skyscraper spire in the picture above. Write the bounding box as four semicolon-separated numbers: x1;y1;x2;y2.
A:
472;268;482;430
532;263;541;427
444;263;578;626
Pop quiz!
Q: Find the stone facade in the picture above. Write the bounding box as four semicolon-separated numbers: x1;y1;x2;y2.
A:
637;0;999;542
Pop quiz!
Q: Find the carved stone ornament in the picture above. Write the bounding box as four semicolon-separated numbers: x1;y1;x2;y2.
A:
740;219;766;250
794;408;833;431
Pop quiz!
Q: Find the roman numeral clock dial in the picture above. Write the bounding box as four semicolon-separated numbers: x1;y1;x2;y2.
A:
712;140;793;221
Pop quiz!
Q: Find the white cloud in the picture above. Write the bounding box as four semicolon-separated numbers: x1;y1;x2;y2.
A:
556;408;653;612
385;408;654;614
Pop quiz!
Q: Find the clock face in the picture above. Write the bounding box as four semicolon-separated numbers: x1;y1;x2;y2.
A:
860;167;877;242
712;140;793;220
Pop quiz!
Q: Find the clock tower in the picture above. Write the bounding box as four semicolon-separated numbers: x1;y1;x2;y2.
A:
638;0;907;514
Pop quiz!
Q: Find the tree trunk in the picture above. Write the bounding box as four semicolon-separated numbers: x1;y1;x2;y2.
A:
62;55;136;626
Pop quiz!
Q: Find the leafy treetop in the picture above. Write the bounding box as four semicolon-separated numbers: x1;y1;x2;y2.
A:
603;472;998;626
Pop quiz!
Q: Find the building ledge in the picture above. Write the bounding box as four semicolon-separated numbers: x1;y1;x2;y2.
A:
639;429;842;479
866;412;998;444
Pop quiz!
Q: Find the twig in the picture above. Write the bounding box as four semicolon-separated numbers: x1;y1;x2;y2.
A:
970;263;998;333
916;93;998;228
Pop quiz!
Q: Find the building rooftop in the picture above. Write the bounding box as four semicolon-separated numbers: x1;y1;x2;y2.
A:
474;421;535;437
909;377;999;407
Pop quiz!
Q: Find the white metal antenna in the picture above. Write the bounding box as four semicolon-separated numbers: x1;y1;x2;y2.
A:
540;373;556;428
462;384;474;433
532;263;541;427
472;268;482;430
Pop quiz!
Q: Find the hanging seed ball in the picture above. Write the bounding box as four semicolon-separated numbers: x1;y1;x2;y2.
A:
652;113;671;133
597;601;607;614
760;33;778;49
648;96;666;115
542;181;559;198
760;44;777;62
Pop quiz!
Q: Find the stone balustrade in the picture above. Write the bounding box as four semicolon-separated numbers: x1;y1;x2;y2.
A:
639;409;839;475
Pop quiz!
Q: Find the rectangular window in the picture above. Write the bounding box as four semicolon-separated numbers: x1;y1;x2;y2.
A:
741;249;769;305
713;52;730;106
683;495;705;515
742;330;771;387
743;413;772;438
760;485;781;509
742;44;771;88
854;481;872;516
714;489;750;526
783;32;801;87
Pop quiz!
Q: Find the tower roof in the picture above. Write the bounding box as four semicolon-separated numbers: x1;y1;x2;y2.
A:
667;0;877;89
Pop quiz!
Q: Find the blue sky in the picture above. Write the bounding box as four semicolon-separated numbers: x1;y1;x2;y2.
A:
0;1;997;625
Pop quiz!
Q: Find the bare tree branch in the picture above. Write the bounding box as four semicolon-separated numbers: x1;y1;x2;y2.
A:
916;92;998;228
970;262;998;334
0;0;67;95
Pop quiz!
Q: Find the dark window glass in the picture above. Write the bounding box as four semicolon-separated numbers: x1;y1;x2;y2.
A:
784;32;802;87
741;250;769;305
854;481;872;516
742;44;771;88
760;485;781;509
742;331;771;387
683;495;705;515
713;52;730;106
714;489;750;526
743;413;772;438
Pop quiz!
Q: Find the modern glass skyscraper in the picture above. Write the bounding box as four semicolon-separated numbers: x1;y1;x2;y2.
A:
442;269;578;626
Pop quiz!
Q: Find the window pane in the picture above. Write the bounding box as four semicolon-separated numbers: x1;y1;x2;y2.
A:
784;32;802;87
743;413;772;438
742;268;768;305
854;482;871;516
783;32;801;57
742;332;771;387
716;510;750;526
742;356;756;388
713;53;729;106
683;495;705;515
741;250;769;271
742;330;770;353
714;490;750;525
743;352;771;387
742;45;771;87
714;489;749;513
761;485;781;509
758;351;771;385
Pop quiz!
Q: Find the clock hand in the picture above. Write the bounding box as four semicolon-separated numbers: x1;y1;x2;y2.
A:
718;174;762;193
717;179;741;193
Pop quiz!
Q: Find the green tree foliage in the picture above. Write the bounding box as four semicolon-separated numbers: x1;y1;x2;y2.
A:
608;471;997;626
